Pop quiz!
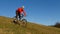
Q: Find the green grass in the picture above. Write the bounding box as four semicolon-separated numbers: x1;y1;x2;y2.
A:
0;16;60;34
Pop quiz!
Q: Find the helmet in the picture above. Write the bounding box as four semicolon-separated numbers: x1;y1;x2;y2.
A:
22;6;24;8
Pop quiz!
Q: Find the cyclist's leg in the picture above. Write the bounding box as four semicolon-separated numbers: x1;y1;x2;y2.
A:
21;14;24;18
16;11;18;20
18;13;21;20
20;14;24;20
16;12;20;25
14;11;19;24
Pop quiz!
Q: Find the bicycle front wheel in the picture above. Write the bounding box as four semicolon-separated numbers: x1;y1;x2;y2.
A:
22;19;27;27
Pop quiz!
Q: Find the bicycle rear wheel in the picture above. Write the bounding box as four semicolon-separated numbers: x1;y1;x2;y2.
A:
13;19;20;25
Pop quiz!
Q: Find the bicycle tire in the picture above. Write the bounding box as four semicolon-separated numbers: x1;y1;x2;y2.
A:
22;19;27;27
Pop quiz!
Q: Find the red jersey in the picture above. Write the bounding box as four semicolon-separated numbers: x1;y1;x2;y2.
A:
16;8;26;16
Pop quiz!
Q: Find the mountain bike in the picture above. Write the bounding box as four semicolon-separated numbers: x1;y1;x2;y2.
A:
13;15;27;27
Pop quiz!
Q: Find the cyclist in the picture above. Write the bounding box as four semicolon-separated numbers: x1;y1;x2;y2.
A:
16;6;26;20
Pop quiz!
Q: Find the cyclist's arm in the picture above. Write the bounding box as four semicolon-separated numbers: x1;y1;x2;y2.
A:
23;10;26;16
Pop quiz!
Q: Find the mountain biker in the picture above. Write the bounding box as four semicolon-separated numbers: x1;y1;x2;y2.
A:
16;6;26;20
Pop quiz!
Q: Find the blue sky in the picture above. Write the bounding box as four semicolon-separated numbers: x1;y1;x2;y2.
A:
0;0;60;25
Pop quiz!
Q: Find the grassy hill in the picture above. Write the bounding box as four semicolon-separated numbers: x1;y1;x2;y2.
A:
0;16;60;34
